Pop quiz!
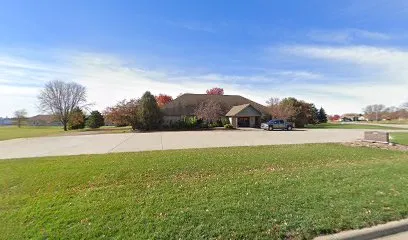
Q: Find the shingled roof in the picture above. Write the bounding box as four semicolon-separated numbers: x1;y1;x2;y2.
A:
28;114;57;123
225;104;262;117
162;94;268;116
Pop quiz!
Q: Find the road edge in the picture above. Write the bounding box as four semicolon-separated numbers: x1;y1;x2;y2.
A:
314;218;408;240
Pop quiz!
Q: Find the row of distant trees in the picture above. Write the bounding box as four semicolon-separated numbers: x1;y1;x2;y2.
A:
327;103;408;122
21;80;326;131
267;97;327;127
362;104;408;121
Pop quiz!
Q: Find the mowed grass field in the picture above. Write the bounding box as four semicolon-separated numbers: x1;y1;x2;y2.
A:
306;123;405;130
391;132;408;145
1;144;408;239
0;126;132;141
0;126;64;141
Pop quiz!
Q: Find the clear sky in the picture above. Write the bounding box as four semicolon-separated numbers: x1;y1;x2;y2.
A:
1;0;408;117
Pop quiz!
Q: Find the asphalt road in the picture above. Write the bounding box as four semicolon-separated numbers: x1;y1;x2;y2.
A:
1;128;401;160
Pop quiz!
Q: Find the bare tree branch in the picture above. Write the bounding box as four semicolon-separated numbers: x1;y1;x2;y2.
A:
363;104;386;121
13;109;27;128
194;99;224;123
38;80;88;131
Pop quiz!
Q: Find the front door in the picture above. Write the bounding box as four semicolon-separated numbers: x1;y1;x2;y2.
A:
238;117;250;127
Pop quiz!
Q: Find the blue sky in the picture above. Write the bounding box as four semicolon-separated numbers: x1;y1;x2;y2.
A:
1;0;408;117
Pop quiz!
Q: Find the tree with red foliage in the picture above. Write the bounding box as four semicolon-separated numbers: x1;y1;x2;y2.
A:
329;114;341;121
155;94;173;107
103;99;140;129
206;87;224;95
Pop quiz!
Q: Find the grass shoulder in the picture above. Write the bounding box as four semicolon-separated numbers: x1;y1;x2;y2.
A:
1;144;408;239
0;126;133;141
0;126;64;141
391;132;408;145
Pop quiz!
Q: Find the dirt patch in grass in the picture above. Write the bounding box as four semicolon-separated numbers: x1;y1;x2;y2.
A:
342;141;408;151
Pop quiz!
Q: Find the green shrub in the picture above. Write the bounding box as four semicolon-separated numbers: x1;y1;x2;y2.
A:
209;121;223;128
200;122;210;128
68;108;86;130
221;117;230;125
224;123;234;129
86;111;105;129
184;116;198;129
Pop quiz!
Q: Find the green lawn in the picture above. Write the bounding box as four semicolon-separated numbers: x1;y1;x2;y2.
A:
0;126;64;141
1;145;408;239
0;126;132;141
391;132;408;145
306;123;404;130
373;120;408;125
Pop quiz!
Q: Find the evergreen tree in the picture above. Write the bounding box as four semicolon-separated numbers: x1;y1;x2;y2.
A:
318;107;328;123
86;111;105;129
310;104;319;124
138;91;162;130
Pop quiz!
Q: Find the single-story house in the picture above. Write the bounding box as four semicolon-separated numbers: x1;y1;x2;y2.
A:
341;113;366;122
28;115;62;126
162;94;269;128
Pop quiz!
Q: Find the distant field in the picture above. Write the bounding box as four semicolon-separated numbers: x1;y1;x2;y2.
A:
1;144;408;239
0;126;132;141
307;123;404;130
391;132;408;145
0;126;64;141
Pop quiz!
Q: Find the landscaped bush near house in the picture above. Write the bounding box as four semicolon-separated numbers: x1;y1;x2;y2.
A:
167;116;199;130
86;111;105;129
169;120;185;129
184;116;198;128
209;121;223;128
221;117;230;126
224;123;234;129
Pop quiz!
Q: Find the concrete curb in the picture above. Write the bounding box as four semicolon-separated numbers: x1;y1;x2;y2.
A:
314;219;408;240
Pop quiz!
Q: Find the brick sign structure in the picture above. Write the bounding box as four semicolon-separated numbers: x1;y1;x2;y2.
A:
364;131;389;143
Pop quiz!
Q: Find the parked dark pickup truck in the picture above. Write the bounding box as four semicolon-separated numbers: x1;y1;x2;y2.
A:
261;119;294;131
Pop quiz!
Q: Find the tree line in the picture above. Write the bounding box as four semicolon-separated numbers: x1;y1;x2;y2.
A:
363;104;408;121
266;97;327;127
27;80;328;131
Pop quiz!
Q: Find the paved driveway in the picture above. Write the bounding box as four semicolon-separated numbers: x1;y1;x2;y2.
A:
0;129;403;160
